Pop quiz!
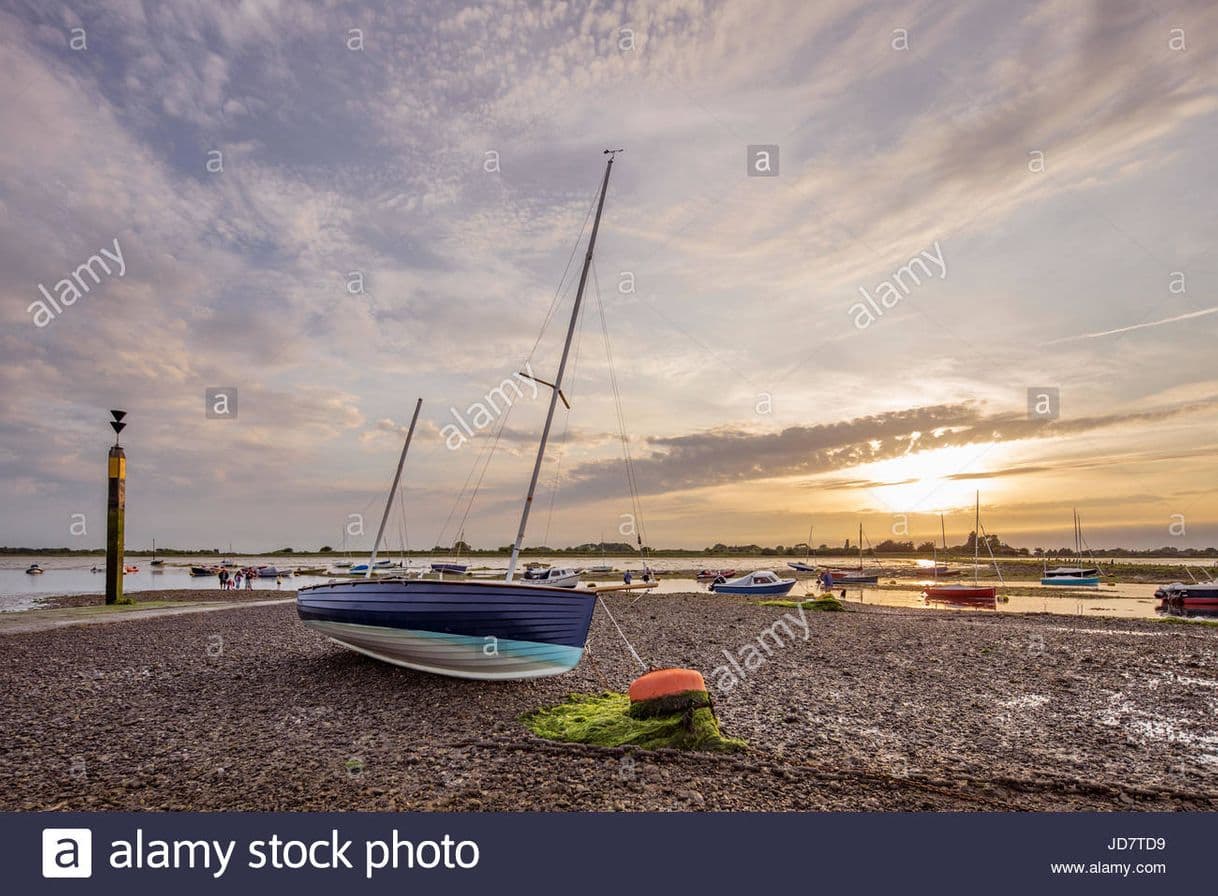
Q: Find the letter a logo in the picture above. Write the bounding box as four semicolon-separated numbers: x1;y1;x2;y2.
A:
42;829;92;878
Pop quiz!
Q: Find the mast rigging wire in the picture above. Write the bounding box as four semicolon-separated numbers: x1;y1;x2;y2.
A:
591;260;650;560
431;181;602;555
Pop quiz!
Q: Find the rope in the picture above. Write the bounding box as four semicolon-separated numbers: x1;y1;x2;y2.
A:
451;404;515;552
396;480;411;564
591;261;650;560
541;291;588;546
596;593;647;672
432;173;603;556
433;395;516;558
1075;512;1104;577
541;417;568;547
583;643;614;690
523;186;600;369
978;520;1007;585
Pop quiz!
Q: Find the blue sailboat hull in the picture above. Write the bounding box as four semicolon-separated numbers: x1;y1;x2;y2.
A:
829;573;879;585
710;580;797;595
296;578;595;680
1040;576;1100;586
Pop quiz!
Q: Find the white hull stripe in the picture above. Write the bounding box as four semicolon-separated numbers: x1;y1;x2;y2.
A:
303;619;584;680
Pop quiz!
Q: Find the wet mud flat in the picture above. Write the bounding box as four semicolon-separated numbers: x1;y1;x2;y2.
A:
1;591;1215;811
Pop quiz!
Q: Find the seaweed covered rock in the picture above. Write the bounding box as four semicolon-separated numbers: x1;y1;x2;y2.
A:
757;595;845;611
523;689;746;753
627;667;708;718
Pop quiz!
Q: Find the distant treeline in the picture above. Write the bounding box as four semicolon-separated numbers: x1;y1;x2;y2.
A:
5;538;1218;558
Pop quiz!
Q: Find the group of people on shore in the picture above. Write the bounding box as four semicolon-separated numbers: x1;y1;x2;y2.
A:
218;567;254;590
218;566;288;591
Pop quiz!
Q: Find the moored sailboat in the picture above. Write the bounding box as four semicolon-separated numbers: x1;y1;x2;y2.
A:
788;522;817;572
826;524;879;584
1041;509;1100;585
920;513;956;577
297;153;627;680
349;559;392;574
924;493;998;604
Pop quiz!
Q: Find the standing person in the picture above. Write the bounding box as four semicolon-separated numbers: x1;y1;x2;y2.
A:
234;570;243;590
219;568;229;591
246;572;255;590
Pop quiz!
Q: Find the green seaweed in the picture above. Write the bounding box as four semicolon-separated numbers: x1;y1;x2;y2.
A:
626;689;710;719
1155;615;1218;628
523;692;747;752
756;596;845;611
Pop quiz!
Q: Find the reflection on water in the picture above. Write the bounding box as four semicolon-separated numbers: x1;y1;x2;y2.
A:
836;585;1161;619
0;564;310;611
0;554;1174;620
1156;604;1218;621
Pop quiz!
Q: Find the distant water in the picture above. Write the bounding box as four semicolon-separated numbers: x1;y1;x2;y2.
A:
0;553;1203;617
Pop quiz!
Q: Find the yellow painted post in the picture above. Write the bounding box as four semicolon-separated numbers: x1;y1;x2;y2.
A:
106;411;128;605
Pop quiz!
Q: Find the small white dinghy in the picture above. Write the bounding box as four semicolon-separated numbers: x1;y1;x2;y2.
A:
523;566;582;588
709;570;796;595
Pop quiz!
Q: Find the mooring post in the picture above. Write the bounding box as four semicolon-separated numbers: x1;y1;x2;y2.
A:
106;410;127;605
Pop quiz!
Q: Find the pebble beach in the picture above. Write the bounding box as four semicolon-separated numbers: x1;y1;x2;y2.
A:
1;589;1215;812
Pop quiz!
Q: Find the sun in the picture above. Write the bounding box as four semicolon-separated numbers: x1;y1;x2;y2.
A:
851;443;1008;517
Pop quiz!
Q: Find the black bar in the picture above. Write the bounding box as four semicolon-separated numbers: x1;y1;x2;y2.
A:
9;811;1201;894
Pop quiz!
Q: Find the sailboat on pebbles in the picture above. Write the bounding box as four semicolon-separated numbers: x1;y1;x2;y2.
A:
297;152;626;680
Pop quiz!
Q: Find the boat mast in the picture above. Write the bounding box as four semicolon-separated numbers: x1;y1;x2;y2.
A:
506;150;621;582
366;398;423;578
973;491;980;585
858;523;863;571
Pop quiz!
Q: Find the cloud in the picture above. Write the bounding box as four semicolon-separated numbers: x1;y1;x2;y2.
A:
1;0;1216;549
1047;307;1218;343
560;396;1218;501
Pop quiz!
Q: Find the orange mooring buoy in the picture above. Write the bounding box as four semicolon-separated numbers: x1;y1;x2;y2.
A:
629;668;706;702
627;668;710;719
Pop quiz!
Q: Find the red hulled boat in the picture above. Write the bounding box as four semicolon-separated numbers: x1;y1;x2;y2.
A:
924;583;997;604
1154;581;1218;611
923;493;1001;608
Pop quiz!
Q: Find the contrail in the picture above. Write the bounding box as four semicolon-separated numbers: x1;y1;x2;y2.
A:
1047;306;1218;344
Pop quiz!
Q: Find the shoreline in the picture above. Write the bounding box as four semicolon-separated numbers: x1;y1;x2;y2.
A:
6;550;1216;573
1;590;1215;811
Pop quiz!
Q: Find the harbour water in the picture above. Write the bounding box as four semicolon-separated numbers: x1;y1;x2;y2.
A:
1;553;1199;619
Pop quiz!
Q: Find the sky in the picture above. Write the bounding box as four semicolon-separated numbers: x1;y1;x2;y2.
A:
1;0;1216;554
